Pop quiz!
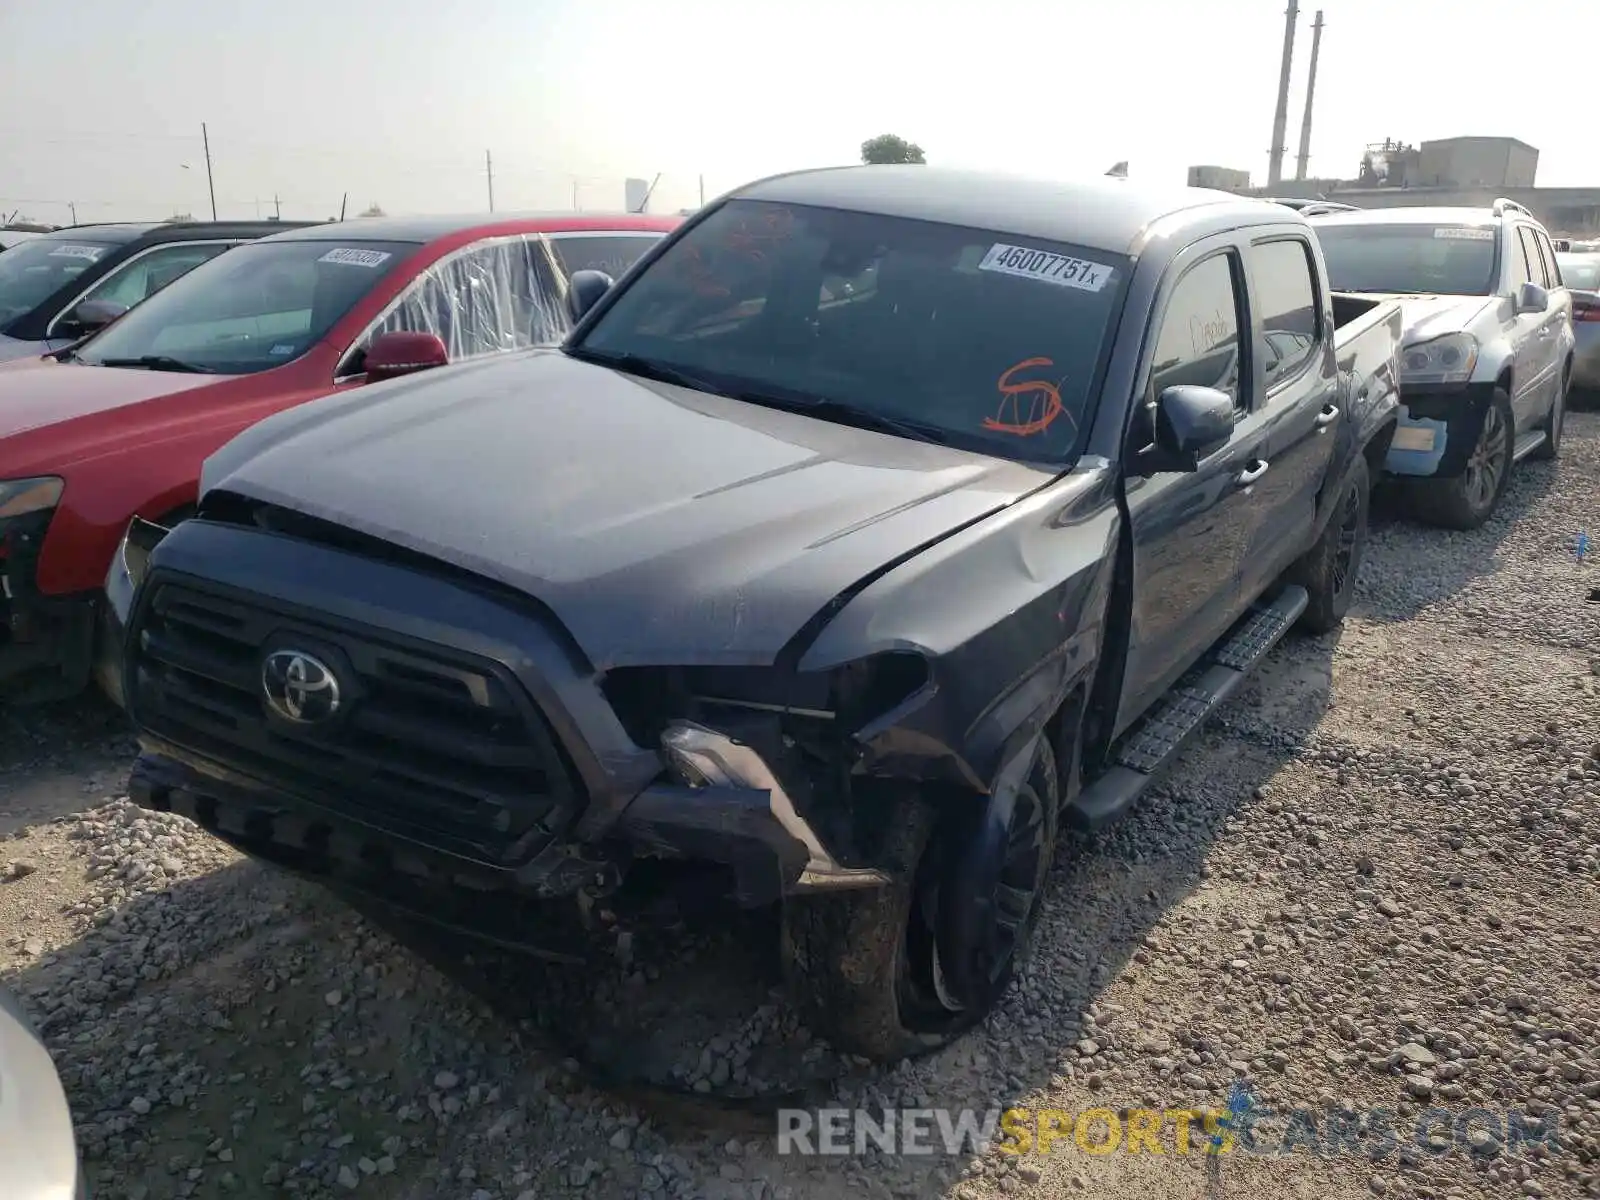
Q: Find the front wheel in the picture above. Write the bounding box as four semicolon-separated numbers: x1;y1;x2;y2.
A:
1408;388;1515;531
1289;455;1370;635
780;741;1061;1061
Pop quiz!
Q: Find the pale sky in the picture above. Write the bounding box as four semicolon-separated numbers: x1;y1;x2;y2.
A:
1;0;1592;226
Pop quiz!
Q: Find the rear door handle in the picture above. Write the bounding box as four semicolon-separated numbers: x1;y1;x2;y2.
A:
1315;404;1340;427
1235;459;1270;487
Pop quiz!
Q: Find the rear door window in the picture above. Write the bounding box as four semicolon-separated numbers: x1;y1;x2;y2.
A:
1248;238;1320;389
1533;230;1561;287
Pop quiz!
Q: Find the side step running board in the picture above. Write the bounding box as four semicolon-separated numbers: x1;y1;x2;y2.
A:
1066;585;1309;831
1511;430;1547;463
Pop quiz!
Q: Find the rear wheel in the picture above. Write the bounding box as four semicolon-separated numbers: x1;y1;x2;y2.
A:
781;741;1062;1061
1529;368;1567;462
1408;388;1514;531
1289;455;1370;634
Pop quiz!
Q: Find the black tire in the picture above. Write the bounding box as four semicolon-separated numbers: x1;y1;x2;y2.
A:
780;740;1061;1061
1289;454;1370;635
1529;368;1567;462
1408;387;1515;531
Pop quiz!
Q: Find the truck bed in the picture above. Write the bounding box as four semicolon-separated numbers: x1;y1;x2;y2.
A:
1330;292;1404;433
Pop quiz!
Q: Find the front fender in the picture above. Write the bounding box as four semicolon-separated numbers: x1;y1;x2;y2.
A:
797;465;1120;796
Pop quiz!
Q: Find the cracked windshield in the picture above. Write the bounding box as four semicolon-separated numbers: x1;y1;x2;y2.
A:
0;1;1596;1199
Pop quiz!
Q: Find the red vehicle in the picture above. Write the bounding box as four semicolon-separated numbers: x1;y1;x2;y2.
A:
0;211;679;702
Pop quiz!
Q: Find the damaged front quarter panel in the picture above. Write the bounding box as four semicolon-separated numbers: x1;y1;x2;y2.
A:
604;462;1119;904
799;461;1120;801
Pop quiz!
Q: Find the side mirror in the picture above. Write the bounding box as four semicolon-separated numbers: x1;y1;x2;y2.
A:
567;269;615;324
363;331;449;383
1152;385;1236;471
60;298;128;338
1516;282;1549;314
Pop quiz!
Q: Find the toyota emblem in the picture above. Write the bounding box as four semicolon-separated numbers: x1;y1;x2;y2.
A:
261;649;342;724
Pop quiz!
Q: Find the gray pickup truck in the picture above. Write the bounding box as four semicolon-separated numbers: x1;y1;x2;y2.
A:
107;167;1402;1060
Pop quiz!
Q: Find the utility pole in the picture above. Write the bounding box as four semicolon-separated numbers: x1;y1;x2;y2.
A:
1294;11;1325;182
273;194;281;220
68;202;78;224
485;150;495;212
1266;0;1299;189
339;193;348;221
571;179;579;211
201;122;218;220
698;174;705;207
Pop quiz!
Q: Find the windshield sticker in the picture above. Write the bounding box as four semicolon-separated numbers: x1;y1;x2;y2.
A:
1433;228;1494;241
978;244;1113;292
48;244;106;261
269;344;296;356
318;248;392;268
983;357;1073;438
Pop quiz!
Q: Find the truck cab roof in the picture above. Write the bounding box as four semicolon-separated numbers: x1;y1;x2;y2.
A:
732;165;1298;258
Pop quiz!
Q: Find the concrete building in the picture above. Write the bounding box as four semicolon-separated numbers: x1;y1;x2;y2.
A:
1416;137;1539;189
1188;165;1251;191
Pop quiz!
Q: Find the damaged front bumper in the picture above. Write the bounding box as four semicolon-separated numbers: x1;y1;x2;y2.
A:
115;517;887;942
1383;382;1496;479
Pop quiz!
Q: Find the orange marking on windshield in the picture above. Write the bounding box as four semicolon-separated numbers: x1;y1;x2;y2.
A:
983;357;1071;438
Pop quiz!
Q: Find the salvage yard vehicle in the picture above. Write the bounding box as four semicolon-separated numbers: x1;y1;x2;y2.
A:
0;220;306;363
0;983;85;1198
1309;199;1574;529
0;212;679;703
109;168;1401;1060
1554;250;1600;393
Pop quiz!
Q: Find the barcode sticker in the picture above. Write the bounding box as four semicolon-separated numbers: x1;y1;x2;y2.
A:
318;248;392;267
978;243;1113;292
48;244;106;261
1433;228;1494;241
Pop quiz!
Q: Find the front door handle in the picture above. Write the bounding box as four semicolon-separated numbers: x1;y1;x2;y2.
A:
1315;404;1340;427
1235;459;1270;487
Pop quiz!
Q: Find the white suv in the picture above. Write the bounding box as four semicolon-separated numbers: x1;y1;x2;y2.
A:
1310;199;1573;529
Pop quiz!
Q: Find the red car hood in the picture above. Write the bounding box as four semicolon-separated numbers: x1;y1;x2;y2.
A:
0;357;217;441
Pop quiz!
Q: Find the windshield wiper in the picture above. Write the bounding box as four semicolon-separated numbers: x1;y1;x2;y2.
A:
97;355;216;374
565;347;727;393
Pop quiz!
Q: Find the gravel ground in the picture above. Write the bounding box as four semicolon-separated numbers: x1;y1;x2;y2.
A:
3;414;1599;1200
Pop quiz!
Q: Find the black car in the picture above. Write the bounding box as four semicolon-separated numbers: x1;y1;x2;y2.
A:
0;220;312;362
109;169;1402;1060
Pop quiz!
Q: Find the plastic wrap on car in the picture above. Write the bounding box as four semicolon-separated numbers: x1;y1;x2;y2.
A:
368;234;573;362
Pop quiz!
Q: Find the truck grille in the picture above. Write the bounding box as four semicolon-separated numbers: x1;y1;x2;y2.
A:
128;579;579;865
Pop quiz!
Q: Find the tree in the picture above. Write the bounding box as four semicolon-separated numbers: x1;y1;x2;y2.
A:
358;202;386;218
860;134;926;166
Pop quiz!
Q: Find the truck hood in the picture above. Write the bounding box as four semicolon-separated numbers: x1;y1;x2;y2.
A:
1372;293;1498;348
0;355;217;440
202;350;1054;668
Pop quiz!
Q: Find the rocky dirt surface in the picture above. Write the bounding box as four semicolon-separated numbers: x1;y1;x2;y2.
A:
3;416;1599;1200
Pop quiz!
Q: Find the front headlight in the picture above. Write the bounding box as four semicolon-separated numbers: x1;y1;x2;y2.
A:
0;476;64;521
1400;332;1478;387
